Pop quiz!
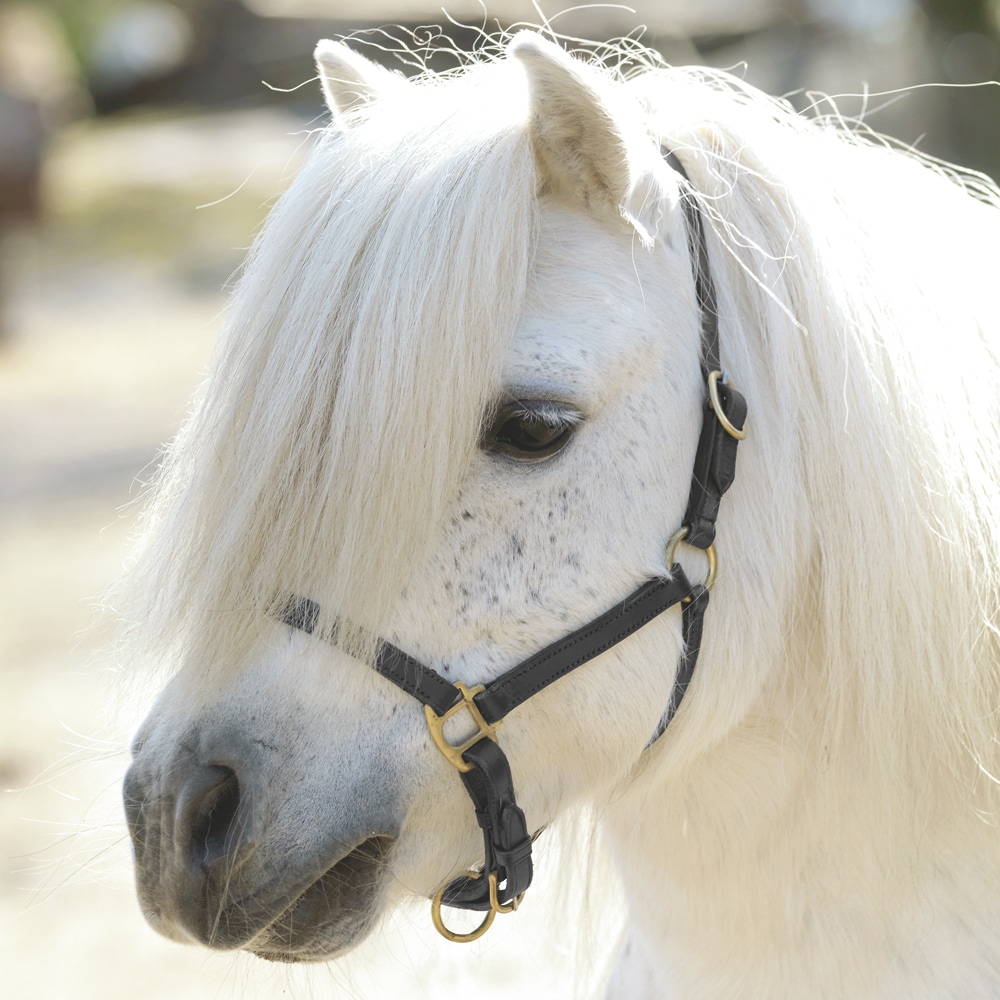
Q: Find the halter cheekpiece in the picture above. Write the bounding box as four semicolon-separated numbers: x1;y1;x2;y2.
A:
281;147;747;942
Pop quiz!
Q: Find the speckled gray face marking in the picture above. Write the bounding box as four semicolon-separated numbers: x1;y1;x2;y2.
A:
386;197;702;684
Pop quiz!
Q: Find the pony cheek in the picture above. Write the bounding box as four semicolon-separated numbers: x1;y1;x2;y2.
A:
385;773;489;896
567;638;681;768
500;620;686;824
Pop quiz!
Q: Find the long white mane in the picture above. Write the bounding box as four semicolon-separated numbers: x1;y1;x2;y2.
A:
116;35;1000;802
631;66;1000;796
118;56;539;670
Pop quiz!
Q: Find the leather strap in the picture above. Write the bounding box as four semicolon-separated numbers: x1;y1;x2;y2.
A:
647;583;709;745
473;570;693;725
662;148;720;382
682;384;747;548
664;149;747;550
441;738;533;911
281;595;320;634
283;572;698;724
375;644;463;716
280;597;464;716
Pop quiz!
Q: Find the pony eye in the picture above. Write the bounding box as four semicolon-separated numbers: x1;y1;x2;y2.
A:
482;400;582;462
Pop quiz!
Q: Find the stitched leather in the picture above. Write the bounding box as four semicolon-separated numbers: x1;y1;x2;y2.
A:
474;571;693;725
662;147;720;381
683;385;747;549
440;738;533;911
375;644;463;715
647;584;709;745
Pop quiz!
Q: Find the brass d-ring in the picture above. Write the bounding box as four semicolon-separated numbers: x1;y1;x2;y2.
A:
431;881;496;943
708;370;747;440
488;870;524;914
665;527;717;591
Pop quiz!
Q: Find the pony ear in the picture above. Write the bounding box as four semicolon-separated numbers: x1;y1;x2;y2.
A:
314;40;403;120
509;32;658;240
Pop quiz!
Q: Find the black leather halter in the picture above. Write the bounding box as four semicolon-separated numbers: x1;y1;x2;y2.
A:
281;148;747;942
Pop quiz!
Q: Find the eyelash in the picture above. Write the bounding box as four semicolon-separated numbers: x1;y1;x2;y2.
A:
480;399;583;463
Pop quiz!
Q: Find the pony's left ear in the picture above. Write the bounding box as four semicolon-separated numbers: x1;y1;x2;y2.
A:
509;32;660;243
314;40;405;121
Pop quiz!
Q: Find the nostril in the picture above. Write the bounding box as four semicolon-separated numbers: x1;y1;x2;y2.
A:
175;765;249;875
194;768;242;870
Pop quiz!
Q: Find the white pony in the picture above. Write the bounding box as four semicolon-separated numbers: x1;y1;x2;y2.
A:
117;30;1000;999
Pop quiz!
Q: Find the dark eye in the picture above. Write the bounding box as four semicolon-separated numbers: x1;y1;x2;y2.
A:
481;399;582;463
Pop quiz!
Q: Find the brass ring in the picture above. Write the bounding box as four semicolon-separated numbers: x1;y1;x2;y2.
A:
665;527;717;591
431;882;496;943
708;370;747;440
488;870;524;914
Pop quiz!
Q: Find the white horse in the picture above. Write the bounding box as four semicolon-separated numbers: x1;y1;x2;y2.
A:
117;30;1000;999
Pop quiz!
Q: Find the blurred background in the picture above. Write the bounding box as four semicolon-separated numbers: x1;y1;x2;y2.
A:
1;1;997;997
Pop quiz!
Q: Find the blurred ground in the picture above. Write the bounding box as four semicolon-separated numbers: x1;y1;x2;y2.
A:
0;105;607;1000
0;105;285;998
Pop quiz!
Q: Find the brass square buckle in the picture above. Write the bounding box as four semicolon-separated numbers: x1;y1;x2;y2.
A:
424;681;501;773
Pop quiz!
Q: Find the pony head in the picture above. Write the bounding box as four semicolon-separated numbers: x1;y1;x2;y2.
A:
118;29;1000;992
121;32;706;958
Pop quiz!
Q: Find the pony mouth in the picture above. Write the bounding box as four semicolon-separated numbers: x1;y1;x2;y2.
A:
249;835;395;962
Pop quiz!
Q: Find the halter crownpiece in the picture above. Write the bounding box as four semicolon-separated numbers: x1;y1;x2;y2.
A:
281;146;747;942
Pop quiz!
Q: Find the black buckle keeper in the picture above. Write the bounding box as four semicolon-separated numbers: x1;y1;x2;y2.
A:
493;834;534;895
683;381;747;549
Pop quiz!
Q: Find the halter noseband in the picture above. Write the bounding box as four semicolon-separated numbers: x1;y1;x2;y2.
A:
281;148;747;942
